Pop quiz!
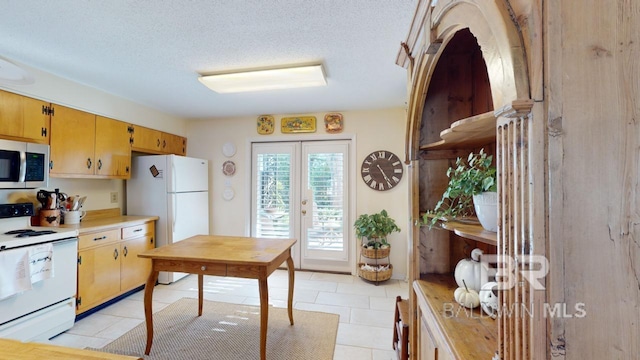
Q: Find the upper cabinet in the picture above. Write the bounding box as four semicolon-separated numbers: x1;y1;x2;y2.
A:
50;105;131;179
0;89;187;179
95;116;131;178
130;124;186;156
0;89;50;144
130;124;162;153
161;131;186;156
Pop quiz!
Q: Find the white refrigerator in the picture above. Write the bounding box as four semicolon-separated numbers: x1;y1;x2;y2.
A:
127;155;210;284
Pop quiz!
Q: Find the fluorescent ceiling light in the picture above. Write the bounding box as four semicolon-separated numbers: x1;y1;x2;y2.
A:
198;64;326;93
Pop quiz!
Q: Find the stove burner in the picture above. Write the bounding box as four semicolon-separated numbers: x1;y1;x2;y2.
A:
4;229;57;238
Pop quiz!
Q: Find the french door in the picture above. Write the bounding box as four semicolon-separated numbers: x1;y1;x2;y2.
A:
251;140;351;272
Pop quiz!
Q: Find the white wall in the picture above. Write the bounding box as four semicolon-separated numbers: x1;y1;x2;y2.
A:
0;58;187;134
186;109;410;279
0;57;187;211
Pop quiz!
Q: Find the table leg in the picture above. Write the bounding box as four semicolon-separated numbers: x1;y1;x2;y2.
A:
198;273;203;316
258;275;268;360
286;255;295;325
144;269;159;355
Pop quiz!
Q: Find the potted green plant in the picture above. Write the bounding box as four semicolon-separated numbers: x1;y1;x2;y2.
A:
354;209;401;257
423;149;497;232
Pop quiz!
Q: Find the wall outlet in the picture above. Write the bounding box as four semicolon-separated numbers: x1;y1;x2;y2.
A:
110;192;118;203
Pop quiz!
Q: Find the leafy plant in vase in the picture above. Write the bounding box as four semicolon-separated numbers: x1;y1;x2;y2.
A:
423;149;498;232
354;209;400;259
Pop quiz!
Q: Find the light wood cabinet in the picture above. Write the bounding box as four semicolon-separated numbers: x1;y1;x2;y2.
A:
76;220;155;314
161;131;186;156
50;106;131;178
77;229;122;313
0;89;50;144
49;105;95;176
95;116;131;178
130;124;186;155
120;222;154;292
130;124;162;153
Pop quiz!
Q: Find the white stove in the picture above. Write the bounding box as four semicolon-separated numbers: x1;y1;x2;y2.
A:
0;202;79;341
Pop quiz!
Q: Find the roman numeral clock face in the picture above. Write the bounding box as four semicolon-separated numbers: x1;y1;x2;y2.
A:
360;150;403;191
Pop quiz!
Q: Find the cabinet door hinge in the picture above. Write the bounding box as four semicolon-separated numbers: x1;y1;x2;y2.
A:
127;125;134;134
41;127;47;137
77;255;82;265
129;137;134;145
76;297;81;307
49;160;54;170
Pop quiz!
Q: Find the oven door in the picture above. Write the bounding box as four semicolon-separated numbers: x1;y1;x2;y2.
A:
0;238;78;328
0;140;25;189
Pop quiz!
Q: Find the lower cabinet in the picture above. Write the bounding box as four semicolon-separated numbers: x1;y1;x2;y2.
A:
76;221;155;314
416;293;454;360
414;276;496;360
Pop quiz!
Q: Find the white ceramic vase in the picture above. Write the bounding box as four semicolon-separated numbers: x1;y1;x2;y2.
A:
473;191;498;232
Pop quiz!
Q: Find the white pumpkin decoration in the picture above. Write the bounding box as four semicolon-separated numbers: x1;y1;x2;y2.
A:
479;281;499;319
454;248;484;292
453;280;480;309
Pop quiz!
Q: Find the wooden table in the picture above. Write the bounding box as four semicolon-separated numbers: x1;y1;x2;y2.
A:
0;338;141;360
138;235;296;360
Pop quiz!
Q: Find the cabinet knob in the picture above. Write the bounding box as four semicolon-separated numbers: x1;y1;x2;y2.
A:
201;266;206;271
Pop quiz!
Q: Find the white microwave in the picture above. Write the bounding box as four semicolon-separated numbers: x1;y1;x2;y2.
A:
0;139;49;189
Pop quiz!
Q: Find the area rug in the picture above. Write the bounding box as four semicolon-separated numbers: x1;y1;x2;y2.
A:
92;298;339;360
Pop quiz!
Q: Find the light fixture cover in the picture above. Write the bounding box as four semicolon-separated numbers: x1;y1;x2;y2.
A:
198;64;326;93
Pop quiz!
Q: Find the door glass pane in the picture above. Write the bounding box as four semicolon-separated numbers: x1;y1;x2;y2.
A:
255;153;291;238
306;152;344;251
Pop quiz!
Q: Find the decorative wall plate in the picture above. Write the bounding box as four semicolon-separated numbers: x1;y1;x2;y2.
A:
222;160;236;176
222;187;235;201
257;115;275;134
281;116;316;133
324;113;343;133
222;142;236;157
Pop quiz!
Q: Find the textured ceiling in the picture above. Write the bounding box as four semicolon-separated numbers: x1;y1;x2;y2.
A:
0;1;416;119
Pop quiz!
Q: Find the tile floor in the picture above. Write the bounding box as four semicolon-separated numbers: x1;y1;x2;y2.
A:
46;270;409;360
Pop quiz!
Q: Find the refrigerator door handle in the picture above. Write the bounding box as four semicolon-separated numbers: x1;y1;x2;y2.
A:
171;159;177;193
173;194;178;230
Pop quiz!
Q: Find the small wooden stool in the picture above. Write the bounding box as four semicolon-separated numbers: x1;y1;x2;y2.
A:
393;295;409;360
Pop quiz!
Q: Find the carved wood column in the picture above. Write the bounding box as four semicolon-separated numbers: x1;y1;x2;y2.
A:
495;99;545;360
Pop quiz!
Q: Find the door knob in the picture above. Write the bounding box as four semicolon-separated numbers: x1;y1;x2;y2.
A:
302;210;306;215
302;200;307;205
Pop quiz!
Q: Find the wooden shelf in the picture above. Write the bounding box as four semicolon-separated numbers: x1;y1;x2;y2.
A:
414;274;498;359
422;214;498;246
419;111;496;151
441;220;497;246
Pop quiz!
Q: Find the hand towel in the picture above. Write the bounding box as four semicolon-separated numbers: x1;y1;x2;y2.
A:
0;248;32;300
29;243;54;284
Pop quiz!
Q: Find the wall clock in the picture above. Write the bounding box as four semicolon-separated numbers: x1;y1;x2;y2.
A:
360;150;403;191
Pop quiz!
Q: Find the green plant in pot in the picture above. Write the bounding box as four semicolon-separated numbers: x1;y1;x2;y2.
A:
423;149;498;232
354;209;401;250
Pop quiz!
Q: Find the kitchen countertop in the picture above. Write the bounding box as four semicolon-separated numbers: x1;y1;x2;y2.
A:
59;209;158;234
